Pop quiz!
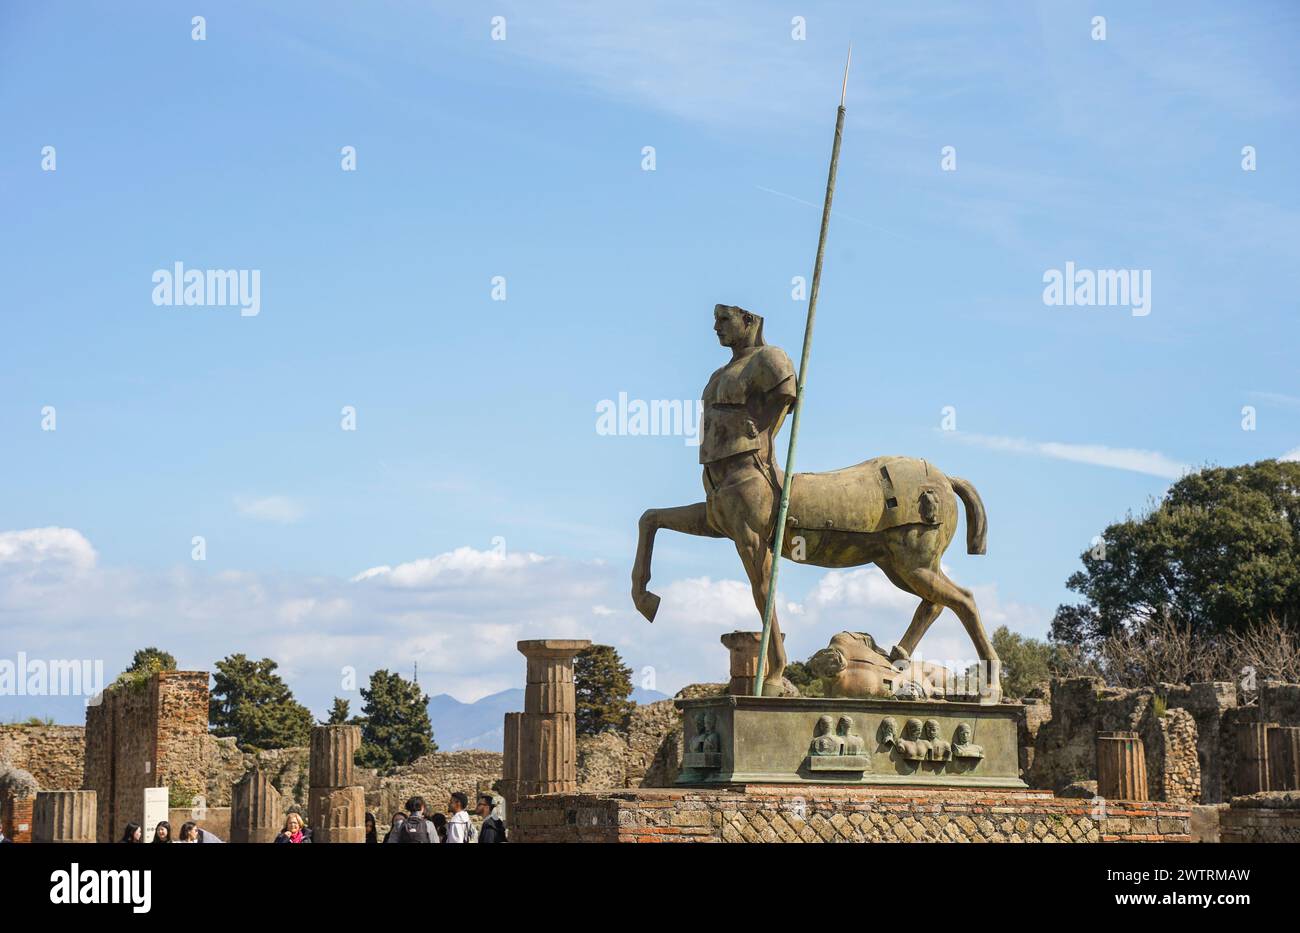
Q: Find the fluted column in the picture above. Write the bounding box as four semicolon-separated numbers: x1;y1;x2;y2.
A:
1096;731;1148;801
1236;722;1274;794
500;711;523;807
230;769;282;844
33;790;97;843
517;639;589;796
309;724;360;788
307;724;365;842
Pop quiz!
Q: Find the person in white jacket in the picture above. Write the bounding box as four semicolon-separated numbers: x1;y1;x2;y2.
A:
444;792;475;843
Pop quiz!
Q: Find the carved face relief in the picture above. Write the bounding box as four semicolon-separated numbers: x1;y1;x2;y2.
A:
922;719;940;741
902;718;922;740
879;717;898;745
836;715;854;736
955;723;972;745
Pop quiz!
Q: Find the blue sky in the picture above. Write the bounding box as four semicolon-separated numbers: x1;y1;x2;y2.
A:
2;1;1297;725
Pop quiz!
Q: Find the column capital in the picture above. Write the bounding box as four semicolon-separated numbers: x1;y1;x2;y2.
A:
517;638;591;660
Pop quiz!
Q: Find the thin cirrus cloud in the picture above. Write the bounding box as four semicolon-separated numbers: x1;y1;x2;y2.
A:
946;431;1190;480
234;495;306;524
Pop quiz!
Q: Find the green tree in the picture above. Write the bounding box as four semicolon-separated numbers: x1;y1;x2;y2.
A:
325;697;351;725
354;670;435;773
1052;460;1300;650
208;654;314;752
574;645;634;736
984;626;1081;698
126;647;177;675
784;660;828;698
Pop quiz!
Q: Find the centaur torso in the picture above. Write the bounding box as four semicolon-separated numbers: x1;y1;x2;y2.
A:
698;345;795;535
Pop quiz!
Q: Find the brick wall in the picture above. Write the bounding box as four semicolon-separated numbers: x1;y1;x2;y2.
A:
513;786;1193;843
1219;791;1300;842
83;671;210;842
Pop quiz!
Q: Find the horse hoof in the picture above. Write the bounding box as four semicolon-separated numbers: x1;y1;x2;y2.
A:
888;644;911;663
633;591;660;622
760;678;787;697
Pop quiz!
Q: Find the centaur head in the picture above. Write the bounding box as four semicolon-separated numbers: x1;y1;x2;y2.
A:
713;303;765;349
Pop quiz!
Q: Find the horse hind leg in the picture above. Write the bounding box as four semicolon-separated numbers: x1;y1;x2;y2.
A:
891;599;943;662
893;564;1002;703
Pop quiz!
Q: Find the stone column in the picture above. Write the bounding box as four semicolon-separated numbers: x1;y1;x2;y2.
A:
33;790;97;843
230;769;282;844
500;711;523;810
1096;731;1148;801
306;724;365;842
720;631;786;695
517;639;589;796
1236;722;1275;795
1267;725;1300;792
309;724;360;788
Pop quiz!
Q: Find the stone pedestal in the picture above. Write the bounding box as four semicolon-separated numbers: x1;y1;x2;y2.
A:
677;695;1025;788
1267;725;1300;791
309;724;360;788
1096;731;1148;801
1236;722;1275;794
721;631;786;696
230;769;283;844
33;790;97;843
515;639;589;797
308;785;367;843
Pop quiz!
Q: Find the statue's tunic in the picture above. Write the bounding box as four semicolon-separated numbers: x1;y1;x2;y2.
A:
699;346;795;465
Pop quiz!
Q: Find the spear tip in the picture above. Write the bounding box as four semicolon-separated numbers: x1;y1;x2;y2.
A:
840;44;852;107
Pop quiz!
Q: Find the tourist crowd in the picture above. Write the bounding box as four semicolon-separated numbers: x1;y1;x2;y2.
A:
117;792;506;844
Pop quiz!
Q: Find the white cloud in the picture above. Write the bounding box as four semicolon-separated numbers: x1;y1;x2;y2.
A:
947;431;1190;479
1282;448;1300;463
0;527;96;573
350;546;545;586
234;495;305;524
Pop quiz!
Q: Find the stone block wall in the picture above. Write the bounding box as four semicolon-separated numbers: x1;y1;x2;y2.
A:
513;786;1193;843
83;671;210;842
1219;791;1300;843
0;724;86;791
1028;678;1201;803
368;750;503;821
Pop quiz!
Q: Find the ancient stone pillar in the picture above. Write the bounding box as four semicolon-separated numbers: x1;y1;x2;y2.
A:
309;724;360;788
720;631;786;695
1096;732;1148;801
308;785;367;843
230;769;282;844
500;711;523;807
517;639;589;796
1236;722;1275;795
306;724;365;842
33;790;97;843
1267;725;1300;792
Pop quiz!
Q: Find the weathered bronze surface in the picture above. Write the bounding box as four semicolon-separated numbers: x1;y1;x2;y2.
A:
632;305;1002;699
675;695;1026;788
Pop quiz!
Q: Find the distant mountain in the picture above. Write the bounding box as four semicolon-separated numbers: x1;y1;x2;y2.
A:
426;686;671;752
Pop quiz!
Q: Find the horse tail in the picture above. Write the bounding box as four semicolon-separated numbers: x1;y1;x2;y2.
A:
949;476;987;555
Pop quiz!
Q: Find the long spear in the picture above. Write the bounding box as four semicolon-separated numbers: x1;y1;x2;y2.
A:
754;48;851;696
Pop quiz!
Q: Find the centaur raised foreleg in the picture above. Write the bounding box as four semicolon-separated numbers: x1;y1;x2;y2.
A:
632;503;723;621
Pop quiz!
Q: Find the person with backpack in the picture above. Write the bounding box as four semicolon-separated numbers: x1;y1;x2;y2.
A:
389;796;434;844
476;794;507;843
444;792;474;843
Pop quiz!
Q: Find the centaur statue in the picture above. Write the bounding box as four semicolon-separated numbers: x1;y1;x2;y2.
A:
631;304;1001;699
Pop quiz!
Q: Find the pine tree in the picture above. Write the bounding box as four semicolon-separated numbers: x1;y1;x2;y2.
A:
326;697;351;725
574;645;634;736
208;654;314;752
354;670;435;773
